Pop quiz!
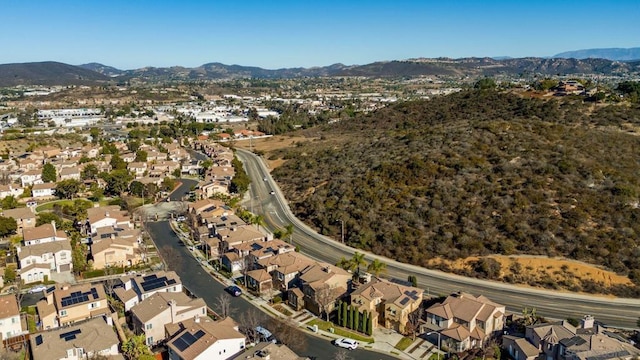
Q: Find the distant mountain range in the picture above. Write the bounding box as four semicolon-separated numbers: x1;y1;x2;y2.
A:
553;47;640;61
1;56;640;87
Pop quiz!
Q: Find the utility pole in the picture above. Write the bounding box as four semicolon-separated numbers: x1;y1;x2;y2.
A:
337;219;344;244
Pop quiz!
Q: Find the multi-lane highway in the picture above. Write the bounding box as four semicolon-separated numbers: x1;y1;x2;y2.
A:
235;148;640;329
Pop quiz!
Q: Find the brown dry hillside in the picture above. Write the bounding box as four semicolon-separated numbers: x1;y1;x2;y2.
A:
265;90;640;297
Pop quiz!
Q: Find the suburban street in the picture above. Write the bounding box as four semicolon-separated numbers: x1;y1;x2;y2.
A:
235;148;640;329
146;220;397;360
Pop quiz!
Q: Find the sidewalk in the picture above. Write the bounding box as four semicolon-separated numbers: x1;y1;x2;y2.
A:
168;220;440;359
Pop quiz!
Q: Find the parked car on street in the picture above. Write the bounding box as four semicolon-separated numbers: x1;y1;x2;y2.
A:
226;285;242;297
333;338;359;350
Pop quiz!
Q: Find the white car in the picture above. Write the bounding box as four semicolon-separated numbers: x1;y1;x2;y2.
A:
29;285;48;294
333;338;359;350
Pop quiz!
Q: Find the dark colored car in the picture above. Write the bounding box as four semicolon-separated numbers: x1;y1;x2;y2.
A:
226;285;242;297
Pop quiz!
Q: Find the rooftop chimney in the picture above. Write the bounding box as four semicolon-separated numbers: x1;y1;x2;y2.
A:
581;315;594;329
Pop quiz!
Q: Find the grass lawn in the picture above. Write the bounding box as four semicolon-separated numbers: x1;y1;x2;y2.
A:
307;319;374;343
36;198;93;212
395;337;414;351
272;304;293;316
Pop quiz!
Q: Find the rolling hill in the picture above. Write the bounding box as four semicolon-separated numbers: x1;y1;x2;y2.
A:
553;47;640;61
269;91;640;296
0;61;110;86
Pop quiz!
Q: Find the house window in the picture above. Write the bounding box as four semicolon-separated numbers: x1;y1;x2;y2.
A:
60;253;67;259
147;337;153;345
60;310;67;317
11;317;17;324
67;349;74;357
146;323;152;330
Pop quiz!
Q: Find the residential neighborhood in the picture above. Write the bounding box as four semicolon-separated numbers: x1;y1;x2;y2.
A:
0;103;638;360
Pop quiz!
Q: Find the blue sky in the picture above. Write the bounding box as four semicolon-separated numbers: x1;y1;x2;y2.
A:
1;0;637;69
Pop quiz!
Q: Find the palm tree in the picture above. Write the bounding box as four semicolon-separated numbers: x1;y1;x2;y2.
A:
284;223;294;244
367;258;387;277
252;214;265;232
336;257;356;272
351;252;367;276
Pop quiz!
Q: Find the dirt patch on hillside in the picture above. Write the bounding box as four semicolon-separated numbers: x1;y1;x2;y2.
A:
236;135;319;169
428;254;631;295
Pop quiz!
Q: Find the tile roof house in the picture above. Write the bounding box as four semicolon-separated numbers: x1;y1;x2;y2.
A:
17;239;73;284
29;316;120;360
503;335;541;360
36;283;109;329
32;182;56;198
59;167;81;181
166;317;246;360
233;341;310;360
114;271;183;311
298;263;351;319
424;292;505;352
131;292;207;346
256;252;315;292
87;205;132;234
519;316;640;360
22;222;67;246
217;226;266;254
20;169;42;187
90;236;143;270
0;206;35;232
0;184;24;199
350;277;423;334
0;294;26;341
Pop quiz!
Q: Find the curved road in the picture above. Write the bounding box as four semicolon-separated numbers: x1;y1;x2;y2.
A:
235;149;640;329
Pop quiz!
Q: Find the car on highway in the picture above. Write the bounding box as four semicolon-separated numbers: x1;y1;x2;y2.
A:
269;191;275;195
333;338;358;350
263;177;267;181
226;285;242;297
29;285;48;294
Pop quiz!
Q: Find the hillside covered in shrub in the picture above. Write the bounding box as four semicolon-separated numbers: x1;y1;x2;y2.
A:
270;91;640;294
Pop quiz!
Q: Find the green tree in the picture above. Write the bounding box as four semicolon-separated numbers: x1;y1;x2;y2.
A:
172;168;181;178
55;179;82;199
72;243;89;275
36;212;63;228
88;183;104;202
0;196;19;210
110;154;127;171
42;163;57;183
81;164;99;180
349;305;355;330
408;275;418;288
474;78;497;90
366;315;373;336
0;216;18;237
337;300;343;325
129;181;146;197
89;127;101;144
354;309;360;332
4;266;16;283
161;177;176;192
367;258;387;277
121;334;154;360
351;252;367;276
134;150;148;162
341;301;348;327
100;170;134;196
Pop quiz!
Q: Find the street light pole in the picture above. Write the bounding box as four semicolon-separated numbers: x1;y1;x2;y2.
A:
427;332;442;360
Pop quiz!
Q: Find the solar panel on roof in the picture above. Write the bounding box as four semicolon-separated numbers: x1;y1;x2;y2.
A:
46;286;56;293
35;335;43;346
399;297;410;305
60;329;82;341
142;274;157;282
167;279;177;285
141;276;172;292
91;288;99;299
173;337;189;352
